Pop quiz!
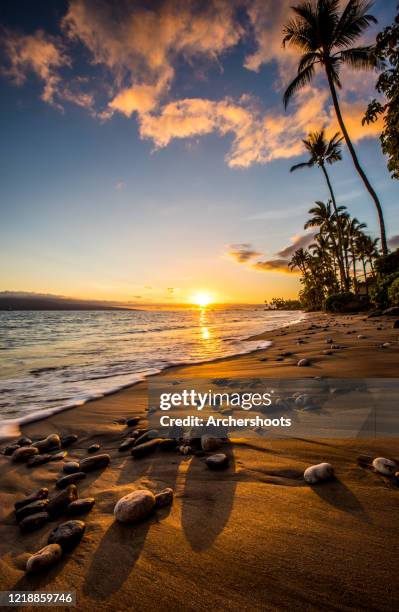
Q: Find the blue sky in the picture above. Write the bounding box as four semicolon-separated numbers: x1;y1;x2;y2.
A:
0;0;397;303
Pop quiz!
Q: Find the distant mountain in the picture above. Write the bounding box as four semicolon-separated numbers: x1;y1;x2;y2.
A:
0;292;133;311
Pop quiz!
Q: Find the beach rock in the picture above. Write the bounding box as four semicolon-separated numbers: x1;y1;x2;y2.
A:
393;320;399;329
155;488;174;509
131;439;161;458
61;434;78;448
48;520;86;551
17;436;32;447
297;358;310;367
27;453;52;468
206;453;229;470
56;472;87;489
357;334;366;339
126;417;140;427
134;429;159;446
88;443;100;453
12;446;39;463
304;462;334;484
330;344;341;349
33;434;61;453
80;453;111;472
382;307;399;316
26;544;62;574
201;435;222;452
15;487;49;511
382;342;391;348
47;485;78;517
67;497;95;515
3;444;20;456
50;451;67;461
158;438;177;451
118;437;137;452
114;489;156;523
322;349;333;355
16;499;49;522
19;512;49;533
372;457;397;476
368;310;382;318
63;461;81;474
357;454;373;468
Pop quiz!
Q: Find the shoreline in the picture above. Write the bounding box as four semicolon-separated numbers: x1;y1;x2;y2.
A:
1;311;399;610
0;311;306;441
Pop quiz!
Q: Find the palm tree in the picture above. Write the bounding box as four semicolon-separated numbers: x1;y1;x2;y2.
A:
290;129;348;287
347;217;367;292
283;0;388;254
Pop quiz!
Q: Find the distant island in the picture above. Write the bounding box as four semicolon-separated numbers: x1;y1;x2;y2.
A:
0;292;133;311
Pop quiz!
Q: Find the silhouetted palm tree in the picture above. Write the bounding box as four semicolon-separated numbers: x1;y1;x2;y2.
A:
290;129;348;287
283;0;388;254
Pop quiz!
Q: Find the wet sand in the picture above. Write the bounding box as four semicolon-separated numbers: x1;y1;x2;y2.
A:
1;312;399;611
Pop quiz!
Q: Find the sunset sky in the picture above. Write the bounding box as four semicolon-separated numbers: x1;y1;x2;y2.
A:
1;0;398;304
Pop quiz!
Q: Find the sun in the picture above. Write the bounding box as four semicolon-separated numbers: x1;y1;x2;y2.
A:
192;291;213;308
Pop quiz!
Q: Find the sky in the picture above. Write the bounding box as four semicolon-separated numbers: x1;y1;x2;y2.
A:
0;0;398;305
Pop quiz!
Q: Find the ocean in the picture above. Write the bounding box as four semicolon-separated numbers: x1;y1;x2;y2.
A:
0;307;304;431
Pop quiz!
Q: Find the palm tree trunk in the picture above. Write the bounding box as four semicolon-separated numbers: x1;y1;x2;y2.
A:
362;258;368;297
325;65;388;255
351;241;358;293
321;163;348;290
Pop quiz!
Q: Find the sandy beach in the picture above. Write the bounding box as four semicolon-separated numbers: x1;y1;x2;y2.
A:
1;312;399;611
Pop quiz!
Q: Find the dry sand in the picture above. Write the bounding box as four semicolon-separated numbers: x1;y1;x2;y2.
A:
1;312;399;611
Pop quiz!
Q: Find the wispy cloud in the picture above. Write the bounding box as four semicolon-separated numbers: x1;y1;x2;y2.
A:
227;243;262;263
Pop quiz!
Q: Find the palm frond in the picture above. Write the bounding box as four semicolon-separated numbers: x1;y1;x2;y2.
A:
290;161;314;172
333;0;377;49
338;46;380;70
283;63;316;108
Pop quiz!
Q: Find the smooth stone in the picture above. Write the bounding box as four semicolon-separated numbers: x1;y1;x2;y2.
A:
131;439;161;458
297;358;310;367
48;520;86;551
118;437;136;452
134;429;159;446
12;446;39;463
382;342;391;348
126;417;140;427
26;544;62;574
357;454;373;468
27;453;52;467
47;485;78;517
63;461;81;474
19;512;49;533
67;497;95;515
393;320;399;329
304;462;334;484
206;453;229;470
322;350;333;355
3;444;20;456
382;306;399;316
17;436;32;447
201;435;222;452
155;488;174;509
16;499;49;522
158;438;177;451
56;472;87;489
50;451;67;461
15;487;49;511
80;453;111;472
61;434;78;448
114;489;156;523
372;457;397;476
357;334;366;339
368;310;382;318
33;434;61;453
88;443;100;453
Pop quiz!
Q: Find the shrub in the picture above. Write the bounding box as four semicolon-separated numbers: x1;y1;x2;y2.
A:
388;277;399;306
370;271;399;308
324;292;367;313
374;249;399;276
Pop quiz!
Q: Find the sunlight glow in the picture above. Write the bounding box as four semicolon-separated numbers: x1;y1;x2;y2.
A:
192;291;213;307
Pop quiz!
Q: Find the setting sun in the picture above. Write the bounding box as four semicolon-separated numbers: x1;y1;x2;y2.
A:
191;291;213;307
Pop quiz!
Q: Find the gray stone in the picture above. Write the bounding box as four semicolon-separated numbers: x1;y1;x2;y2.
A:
16;499;49;522
155;488;174;509
12;446;39;463
118;437;137;452
67;497;95;515
382;307;399;316
201;435;222;452
297;358;310;367
50;451;67;461
15;487;49;511
33;434;61;453
114;490;156;523
63;461;81;474
80;453;111;472
47;485;78;517
131;439;161;458
61;434;78;448
56;472;87;489
88;443;100;453
26;544;62;573
19;512;49;533
205;453;229;470
134;429;159;446
48;520;86;551
17;436;32;447
27;454;52;467
3;444;20;456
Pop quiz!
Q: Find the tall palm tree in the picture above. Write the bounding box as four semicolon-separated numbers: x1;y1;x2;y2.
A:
290;129;348;287
347;217;367;292
283;0;388;254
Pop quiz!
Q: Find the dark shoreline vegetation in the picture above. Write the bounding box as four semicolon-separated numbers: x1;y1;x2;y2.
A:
280;0;399;313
